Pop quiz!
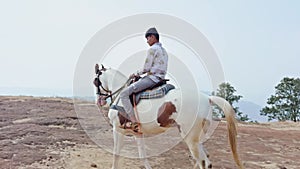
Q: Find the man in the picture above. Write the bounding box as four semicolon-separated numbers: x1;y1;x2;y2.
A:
119;27;168;133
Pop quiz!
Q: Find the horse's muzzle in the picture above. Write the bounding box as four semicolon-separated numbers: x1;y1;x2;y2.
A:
97;96;107;107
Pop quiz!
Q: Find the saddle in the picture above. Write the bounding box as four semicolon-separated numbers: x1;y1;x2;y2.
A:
129;79;170;105
111;79;175;128
111;80;175;111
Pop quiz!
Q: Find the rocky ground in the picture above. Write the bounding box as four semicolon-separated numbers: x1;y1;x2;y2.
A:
0;96;300;169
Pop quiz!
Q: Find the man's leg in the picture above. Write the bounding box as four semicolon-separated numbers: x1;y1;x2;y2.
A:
120;77;156;122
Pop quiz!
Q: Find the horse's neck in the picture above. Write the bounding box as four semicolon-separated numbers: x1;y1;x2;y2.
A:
104;69;127;91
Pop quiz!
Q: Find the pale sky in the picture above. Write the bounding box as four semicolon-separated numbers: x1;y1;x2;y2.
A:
1;0;299;106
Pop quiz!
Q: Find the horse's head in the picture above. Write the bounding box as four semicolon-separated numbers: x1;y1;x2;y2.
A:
93;64;128;107
93;64;110;107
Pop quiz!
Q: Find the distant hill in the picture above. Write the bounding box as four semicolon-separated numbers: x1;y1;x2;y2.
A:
237;100;268;122
0;87;72;97
202;90;268;122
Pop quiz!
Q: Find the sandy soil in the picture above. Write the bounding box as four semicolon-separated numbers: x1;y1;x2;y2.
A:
0;96;299;169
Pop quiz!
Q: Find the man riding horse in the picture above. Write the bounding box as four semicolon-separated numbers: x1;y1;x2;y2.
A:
119;27;168;134
92;28;244;169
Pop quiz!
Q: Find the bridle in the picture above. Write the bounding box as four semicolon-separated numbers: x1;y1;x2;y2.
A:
93;64;130;106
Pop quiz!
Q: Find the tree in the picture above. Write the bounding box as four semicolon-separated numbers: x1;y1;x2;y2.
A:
260;77;300;122
212;82;249;121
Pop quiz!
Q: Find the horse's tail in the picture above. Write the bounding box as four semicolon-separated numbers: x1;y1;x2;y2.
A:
209;96;244;169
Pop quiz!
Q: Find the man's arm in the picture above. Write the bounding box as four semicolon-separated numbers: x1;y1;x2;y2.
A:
142;48;155;73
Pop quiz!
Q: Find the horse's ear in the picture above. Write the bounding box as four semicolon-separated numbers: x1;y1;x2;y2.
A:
95;64;100;74
101;64;107;71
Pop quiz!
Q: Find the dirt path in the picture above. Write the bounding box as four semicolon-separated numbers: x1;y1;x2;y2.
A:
1;96;299;169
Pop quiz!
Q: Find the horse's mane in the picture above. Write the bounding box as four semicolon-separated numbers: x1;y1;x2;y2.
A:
101;68;128;90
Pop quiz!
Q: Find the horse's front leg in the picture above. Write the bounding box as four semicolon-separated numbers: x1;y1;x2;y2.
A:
136;135;152;169
112;128;124;169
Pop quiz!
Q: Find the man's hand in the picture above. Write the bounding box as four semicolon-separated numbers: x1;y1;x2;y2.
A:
129;73;136;79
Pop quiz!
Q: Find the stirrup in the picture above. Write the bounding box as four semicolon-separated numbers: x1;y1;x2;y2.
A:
119;122;142;135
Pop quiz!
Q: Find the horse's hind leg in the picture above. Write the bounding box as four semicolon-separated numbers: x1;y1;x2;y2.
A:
185;141;212;169
112;129;124;169
184;118;212;169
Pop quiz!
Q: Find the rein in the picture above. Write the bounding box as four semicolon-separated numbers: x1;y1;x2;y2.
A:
102;78;131;104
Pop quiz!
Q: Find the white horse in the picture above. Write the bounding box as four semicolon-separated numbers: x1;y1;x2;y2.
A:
94;66;243;169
